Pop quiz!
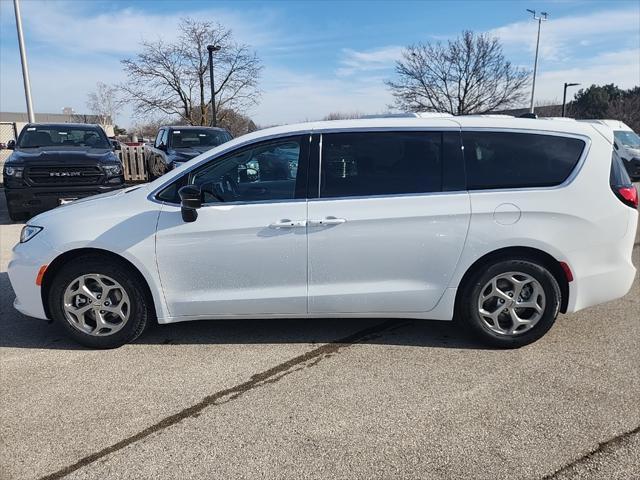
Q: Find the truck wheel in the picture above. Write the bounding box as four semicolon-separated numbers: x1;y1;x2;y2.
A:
458;259;561;348
48;255;151;348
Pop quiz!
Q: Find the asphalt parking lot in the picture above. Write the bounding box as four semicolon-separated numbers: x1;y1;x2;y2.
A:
1;189;638;480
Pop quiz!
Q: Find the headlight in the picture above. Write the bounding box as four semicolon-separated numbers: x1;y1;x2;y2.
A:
20;225;43;243
103;164;122;176
4;166;24;178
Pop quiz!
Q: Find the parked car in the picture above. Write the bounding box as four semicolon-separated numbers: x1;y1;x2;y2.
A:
8;117;638;349
145;126;232;180
2;123;125;220
579;120;640;180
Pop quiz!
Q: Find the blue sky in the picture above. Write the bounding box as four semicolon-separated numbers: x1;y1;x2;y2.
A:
1;0;638;128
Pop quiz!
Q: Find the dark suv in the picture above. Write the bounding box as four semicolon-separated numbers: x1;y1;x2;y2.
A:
3;123;125;220
145;126;232;180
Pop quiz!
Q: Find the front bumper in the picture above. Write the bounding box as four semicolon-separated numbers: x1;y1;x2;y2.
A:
7;235;58;320
4;183;124;215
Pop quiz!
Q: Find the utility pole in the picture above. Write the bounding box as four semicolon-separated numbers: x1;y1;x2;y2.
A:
207;44;221;127
527;9;548;114
13;0;35;123
562;82;580;117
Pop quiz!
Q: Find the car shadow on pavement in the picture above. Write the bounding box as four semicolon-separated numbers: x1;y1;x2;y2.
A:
0;272;484;351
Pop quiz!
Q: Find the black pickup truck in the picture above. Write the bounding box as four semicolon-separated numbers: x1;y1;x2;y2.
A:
145;126;232;180
2;123;125;220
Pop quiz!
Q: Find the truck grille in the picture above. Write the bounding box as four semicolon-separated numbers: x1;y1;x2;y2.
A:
26;166;103;186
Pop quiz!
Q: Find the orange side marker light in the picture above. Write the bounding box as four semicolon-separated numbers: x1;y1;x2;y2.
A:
35;265;48;286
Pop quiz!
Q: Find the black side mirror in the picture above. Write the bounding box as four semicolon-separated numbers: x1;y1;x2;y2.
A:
613;142;619;151
7;139;16;150
111;140;121;151
178;185;202;222
158;142;167;152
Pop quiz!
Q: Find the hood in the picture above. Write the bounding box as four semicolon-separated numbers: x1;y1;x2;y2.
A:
9;146;119;165
28;184;150;225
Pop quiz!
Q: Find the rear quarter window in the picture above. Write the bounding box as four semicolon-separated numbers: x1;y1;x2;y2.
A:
462;131;585;190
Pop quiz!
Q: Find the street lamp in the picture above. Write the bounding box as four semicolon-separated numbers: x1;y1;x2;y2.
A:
527;9;548;114
562;82;580;117
207;44;221;127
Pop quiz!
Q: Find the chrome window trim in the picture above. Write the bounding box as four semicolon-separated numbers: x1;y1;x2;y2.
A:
149;133;309;206
459;128;592;194
149;126;592;205
308;190;469;203
316;128;458;200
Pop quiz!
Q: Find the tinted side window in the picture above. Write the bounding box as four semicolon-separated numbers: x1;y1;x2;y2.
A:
462;132;585;190
190;137;303;203
610;151;632;187
320;132;443;198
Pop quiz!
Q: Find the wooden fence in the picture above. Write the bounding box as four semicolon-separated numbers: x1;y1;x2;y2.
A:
117;143;148;182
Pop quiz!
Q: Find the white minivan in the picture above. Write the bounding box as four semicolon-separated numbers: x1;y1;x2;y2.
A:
8;117;638;348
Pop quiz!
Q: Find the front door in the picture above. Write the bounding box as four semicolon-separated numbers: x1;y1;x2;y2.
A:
307;129;470;314
155;135;309;318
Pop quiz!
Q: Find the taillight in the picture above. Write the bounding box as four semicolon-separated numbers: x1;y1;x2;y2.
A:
616;186;638;209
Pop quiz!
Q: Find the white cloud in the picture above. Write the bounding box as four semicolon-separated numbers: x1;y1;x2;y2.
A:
336;46;403;76
1;1;638;127
491;8;640;62
533;48;640;103
0;1;281;56
254;67;393;125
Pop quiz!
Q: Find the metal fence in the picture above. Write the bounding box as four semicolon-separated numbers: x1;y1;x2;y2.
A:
0;122;18;184
118;143;148;182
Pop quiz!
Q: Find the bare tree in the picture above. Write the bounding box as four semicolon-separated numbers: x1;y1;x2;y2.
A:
386;31;529;115
130;117;173;143
120;18;262;126
86;82;121;126
217;108;258;137
322;111;363;121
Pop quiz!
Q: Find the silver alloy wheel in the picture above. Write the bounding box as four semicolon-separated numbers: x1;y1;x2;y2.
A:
477;272;546;336
62;274;130;336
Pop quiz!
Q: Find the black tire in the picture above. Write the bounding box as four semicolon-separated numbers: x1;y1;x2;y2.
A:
48;255;151;348
457;259;561;348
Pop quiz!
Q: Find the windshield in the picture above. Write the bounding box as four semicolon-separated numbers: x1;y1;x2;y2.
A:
18;126;110;149
614;130;640;149
170;129;231;149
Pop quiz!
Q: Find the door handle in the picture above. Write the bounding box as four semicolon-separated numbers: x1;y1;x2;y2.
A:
269;219;306;229
308;216;347;226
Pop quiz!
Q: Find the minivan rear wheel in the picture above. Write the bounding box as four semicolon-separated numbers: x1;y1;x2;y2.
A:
458;259;561;348
48;256;150;348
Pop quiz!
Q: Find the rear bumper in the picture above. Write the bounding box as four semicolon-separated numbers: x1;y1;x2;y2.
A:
4;183;124;214
566;210;638;312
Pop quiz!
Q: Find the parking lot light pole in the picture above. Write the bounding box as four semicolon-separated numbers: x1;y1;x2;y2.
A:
13;0;35;123
207;45;221;127
562;82;580;117
527;9;548;114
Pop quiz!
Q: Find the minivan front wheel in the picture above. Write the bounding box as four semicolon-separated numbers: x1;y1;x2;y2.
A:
48;256;150;348
459;259;561;348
